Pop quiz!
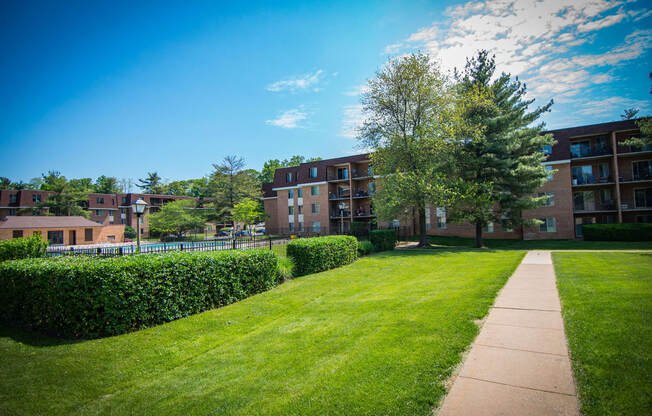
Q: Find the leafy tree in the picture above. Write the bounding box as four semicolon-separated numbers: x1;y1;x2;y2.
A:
94;175;120;194
621;108;639;120
623;73;652;148
359;53;455;246
209;156;261;226
148;199;206;239
137;172;163;194
449;50;555;248
37;171;91;217
124;225;137;239
0;177;10;189
233;198;266;232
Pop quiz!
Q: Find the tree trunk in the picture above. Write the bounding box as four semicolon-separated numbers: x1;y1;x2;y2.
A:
475;221;484;248
418;204;428;247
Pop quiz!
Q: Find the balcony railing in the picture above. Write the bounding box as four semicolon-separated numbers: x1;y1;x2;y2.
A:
620;172;652;182
620;199;652;210
572;176;613;186
618;144;652;154
573;201;617;212
352;190;373;198
571;145;612;159
329;192;350;200
327;174;349;181
330;210;351;219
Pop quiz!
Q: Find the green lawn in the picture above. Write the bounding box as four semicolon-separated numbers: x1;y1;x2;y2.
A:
423;235;652;250
554;252;652;415
0;250;523;416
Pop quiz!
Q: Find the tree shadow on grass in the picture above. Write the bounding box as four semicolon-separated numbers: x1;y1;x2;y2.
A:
0;324;83;347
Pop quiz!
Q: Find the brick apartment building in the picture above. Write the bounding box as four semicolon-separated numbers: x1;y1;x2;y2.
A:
0;191;212;239
262;119;651;239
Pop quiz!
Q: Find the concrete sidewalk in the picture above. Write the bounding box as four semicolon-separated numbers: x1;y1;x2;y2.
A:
438;251;580;416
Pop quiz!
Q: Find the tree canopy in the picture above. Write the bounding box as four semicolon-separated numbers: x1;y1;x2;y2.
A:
148;199;206;238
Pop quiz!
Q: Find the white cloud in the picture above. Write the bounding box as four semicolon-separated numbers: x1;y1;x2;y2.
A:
383;43;403;54
575;97;652;115
266;70;325;93
339;105;365;139
342;84;370;96
386;0;649;102
266;109;307;129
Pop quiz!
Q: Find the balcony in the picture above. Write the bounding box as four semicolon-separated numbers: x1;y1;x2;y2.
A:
573;201;617;213
352;190;373;199
620;199;652;211
571;175;614;187
619;172;652;184
617;144;652;156
327;174;349;183
329;192;350;200
330;210;351;219
570;145;613;160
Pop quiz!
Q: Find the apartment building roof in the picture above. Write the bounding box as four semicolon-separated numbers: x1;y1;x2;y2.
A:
0;216;103;229
544;118;639;162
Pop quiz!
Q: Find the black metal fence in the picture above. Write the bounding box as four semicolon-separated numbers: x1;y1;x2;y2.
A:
46;236;291;258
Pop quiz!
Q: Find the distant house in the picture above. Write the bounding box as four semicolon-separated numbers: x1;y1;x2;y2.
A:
0;216;124;245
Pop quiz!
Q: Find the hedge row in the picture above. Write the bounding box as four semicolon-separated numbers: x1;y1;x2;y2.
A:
370;230;397;251
0;235;48;263
286;236;358;276
582;223;652;241
0;249;278;339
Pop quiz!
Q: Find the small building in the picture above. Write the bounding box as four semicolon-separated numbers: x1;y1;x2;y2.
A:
0;216;125;245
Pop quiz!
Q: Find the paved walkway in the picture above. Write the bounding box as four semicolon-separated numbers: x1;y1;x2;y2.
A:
438;251;580;416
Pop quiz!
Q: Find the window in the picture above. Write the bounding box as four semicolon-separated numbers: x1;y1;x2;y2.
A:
96;197;104;204
574;191;595;211
337;168;348;180
121;208;126;214
502;221;514;232
8;208;16;216
95;209;103;216
289;222;295;232
311;203;320;214
539;217;557;233
436;207;446;229
107;235;115;241
537;192;554;207
633;160;652;180
483;222;494;233
598;162;610;179
139;216;143;224
298;205;303;214
368;165;373;176
297;188;303;198
545;165;554;181
634;188;652;208
312;221;321;233
570;140;590;158
599;189;612;204
543;145;552;155
288;206;294;215
286;172;293;183
121;197;127;204
311;185;319;196
368;182;376;195
309;167;318;178
12;230;23;238
425;206;431;230
392;219;400;228
9;194;17;203
32;194;41;203
47;230;63;244
85;228;93;241
288;189;294;199
298;222;304;232
636;215;652;223
572;165;593;184
140;228;144;234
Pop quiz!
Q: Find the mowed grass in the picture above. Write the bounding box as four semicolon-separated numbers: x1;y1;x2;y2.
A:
554;252;652;415
0;250;523;416
424;235;652;250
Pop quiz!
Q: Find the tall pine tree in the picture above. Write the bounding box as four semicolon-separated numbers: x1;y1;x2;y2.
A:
449;50;555;247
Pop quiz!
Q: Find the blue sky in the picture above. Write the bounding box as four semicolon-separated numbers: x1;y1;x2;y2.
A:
2;0;651;185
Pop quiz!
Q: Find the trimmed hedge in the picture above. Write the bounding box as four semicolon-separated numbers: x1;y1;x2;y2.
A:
583;223;652;241
357;240;375;256
0;234;48;263
286;236;358;276
370;230;397;251
0;249;278;339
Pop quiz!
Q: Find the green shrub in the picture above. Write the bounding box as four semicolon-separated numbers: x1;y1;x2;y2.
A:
124;225;137;239
0;249;278;339
370;229;397;251
350;221;369;239
276;255;295;282
357;240;374;256
583;223;652;241
286;236;358;276
0;235;48;262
